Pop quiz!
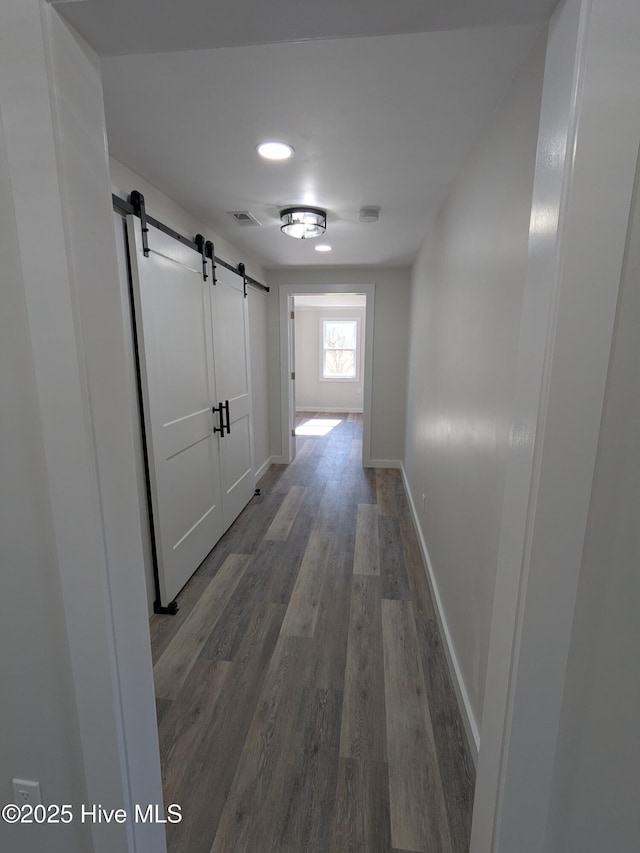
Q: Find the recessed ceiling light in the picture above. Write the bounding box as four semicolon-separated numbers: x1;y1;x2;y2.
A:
314;244;332;253
256;141;294;161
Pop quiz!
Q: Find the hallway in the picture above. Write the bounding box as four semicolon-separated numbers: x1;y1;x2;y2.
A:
150;414;474;853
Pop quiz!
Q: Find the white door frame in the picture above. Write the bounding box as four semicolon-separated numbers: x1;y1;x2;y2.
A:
276;283;375;465
287;294;297;461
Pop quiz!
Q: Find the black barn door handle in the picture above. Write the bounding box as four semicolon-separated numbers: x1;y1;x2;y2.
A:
223;400;231;435
212;403;225;437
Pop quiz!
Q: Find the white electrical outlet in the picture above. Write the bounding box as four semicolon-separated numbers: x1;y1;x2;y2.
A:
12;779;41;806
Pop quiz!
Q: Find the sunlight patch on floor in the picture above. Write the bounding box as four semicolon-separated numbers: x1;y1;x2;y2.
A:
295;418;342;437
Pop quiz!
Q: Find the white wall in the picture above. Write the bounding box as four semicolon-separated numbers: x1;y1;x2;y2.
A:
403;32;547;746
268;267;410;463
110;159;272;610
542;152;640;853
295;306;365;412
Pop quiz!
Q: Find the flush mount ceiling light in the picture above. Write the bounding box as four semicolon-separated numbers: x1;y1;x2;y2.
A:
314;244;332;253
280;207;327;239
256;141;294;161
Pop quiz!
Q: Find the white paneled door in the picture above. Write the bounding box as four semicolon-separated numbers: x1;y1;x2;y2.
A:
128;219;230;607
211;264;255;529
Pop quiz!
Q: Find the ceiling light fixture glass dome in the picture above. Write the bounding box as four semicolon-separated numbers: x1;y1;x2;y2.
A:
280;207;327;239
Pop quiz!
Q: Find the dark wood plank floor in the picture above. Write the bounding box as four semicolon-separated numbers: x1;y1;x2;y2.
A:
150;413;475;853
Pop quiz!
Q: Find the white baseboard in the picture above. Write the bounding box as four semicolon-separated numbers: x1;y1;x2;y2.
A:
269;454;289;465
254;456;274;481
296;407;364;414
365;458;402;469
401;463;480;764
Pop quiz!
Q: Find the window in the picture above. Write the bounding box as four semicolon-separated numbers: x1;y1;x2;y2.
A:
321;318;359;380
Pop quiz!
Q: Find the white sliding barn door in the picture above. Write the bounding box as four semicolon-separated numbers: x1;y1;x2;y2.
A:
211;264;255;529
128;219;223;606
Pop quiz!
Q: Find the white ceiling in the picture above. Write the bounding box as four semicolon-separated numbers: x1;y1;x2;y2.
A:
53;0;555;54
53;1;555;269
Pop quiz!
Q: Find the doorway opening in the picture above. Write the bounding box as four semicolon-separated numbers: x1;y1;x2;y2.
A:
278;284;375;466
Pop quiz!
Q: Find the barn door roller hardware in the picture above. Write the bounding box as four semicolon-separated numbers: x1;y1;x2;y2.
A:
238;262;248;298
112;191;270;293
205;240;217;285
195;234;208;282
130;190;149;256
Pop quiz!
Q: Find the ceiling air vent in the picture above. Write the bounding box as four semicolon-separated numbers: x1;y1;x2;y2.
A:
228;211;261;226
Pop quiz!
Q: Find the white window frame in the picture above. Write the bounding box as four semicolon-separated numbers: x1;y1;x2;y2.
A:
319;316;360;382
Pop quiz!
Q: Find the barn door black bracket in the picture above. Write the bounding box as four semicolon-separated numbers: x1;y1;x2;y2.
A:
238;262;247;298
205;240;217;285
195;234;208;281
130;190;149;256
